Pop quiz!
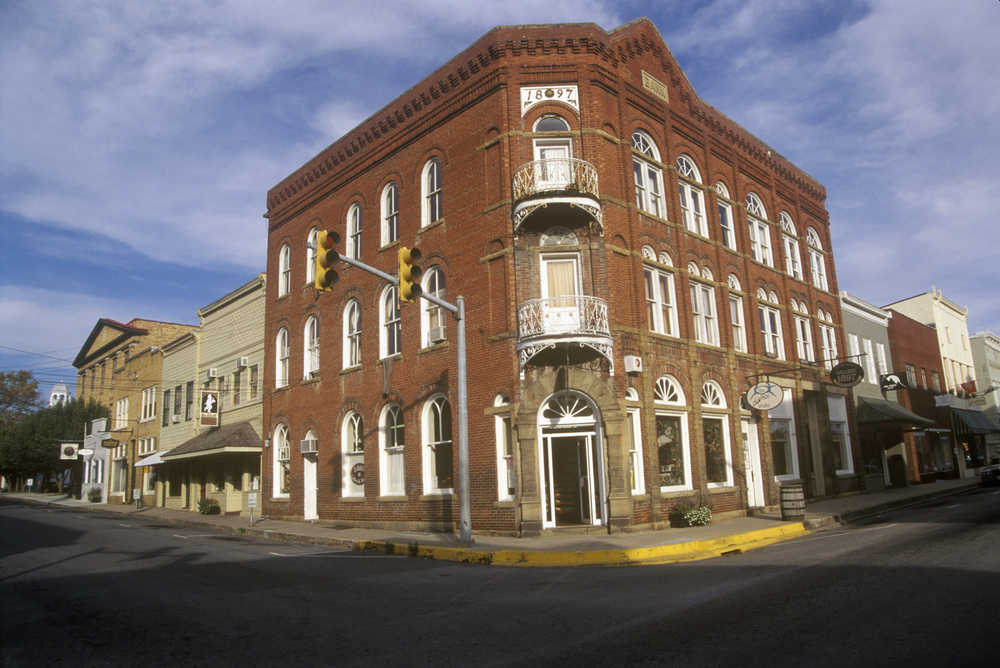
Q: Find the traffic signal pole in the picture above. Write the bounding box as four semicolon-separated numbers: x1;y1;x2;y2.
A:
324;250;474;545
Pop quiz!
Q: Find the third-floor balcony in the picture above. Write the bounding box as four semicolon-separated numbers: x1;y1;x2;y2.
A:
512;158;602;234
516;295;614;374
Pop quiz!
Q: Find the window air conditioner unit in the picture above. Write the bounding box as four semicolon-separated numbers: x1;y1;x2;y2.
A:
300;439;318;454
171;415;181;424
624;355;643;374
208;368;218;378
238;357;249;368
428;327;446;344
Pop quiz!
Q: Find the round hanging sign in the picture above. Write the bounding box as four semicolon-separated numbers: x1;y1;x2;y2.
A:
350;463;365;486
831;361;865;388
745;381;784;411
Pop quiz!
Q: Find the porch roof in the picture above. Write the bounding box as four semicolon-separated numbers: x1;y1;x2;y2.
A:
161;422;262;461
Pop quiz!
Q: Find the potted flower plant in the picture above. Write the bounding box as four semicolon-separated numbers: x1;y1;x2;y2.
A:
669;495;713;527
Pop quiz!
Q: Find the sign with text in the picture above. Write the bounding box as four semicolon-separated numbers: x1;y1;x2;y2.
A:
745;381;784;411
831;362;865;388
880;373;908;392
521;85;579;115
247;493;258;508
200;391;220;427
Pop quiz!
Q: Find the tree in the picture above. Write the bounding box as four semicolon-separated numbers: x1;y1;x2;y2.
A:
0;397;109;493
0;370;44;429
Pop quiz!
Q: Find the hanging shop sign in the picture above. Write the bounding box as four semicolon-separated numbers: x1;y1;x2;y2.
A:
200;391;220;427
880;373;908;392
831;362;865;388
745;381;784;411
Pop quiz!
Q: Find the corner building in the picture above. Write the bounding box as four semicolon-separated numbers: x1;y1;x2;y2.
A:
262;19;853;536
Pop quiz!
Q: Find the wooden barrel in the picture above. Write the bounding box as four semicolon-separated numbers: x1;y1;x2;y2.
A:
780;483;805;521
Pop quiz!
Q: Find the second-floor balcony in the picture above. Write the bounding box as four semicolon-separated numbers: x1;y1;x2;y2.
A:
512;158;602;234
516;295;614;374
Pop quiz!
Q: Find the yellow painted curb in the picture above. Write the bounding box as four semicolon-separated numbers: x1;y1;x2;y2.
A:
356;522;811;567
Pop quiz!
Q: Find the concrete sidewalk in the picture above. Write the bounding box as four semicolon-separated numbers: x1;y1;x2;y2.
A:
3;476;981;567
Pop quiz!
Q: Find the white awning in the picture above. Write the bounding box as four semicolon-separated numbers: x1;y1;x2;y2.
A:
134;451;165;467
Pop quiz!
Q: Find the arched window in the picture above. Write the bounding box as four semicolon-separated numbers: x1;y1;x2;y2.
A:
347;203;362;260
534;115;570;132
717;181;736;249
380;403;405;496
701;380;732;488
422;158;442;226
746;193;773;267
381;286;401;358
306;227;318;285
654;375;690;491
677;155;706;236
382;182;398;246
422;266;446;346
780;212;803;280
275;328;289;389
729;274;747;353
343;299;361;369
278;243;291;296
273;423;290;497
625;387;645;495
495;393;514;500
423;395;453;493
807;227;829;291
304;315;319;379
342;411;364;496
632;131;663;218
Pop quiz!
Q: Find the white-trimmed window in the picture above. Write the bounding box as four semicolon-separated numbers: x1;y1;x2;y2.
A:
143;462;157;493
747;193;773;267
306;227;318;285
728;274;747;353
382;182;399;246
343;299;361;368
642;247;677;336
677;155;707;236
381;286;401;358
140;386;157;422
304;315;319;379
380;403;405;496
632;130;663;218
807;228;829;291
278;243;291;297
818;310;838;369
717;181;736;250
275;328;290;389
625;387;645;495
422;157;443;226
495;394;515;500
781;212;803;280
792;301;814;362
423;395;453;494
342;411;364;497
689;267;718;346
654;375;691;492
138;436;157;455
347;203;362;260
421;266;446;346
115;397;129;430
759;291;784;360
702;381;733;488
828;395;854;475
273;423;290;497
864;338;878;385
770;388;799;480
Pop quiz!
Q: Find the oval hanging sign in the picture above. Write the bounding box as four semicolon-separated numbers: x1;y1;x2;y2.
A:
831;361;865;388
745;381;784;411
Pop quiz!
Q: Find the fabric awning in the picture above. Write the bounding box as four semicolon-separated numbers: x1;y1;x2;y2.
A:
952;408;1000;435
134;451;165;467
161;422;262;461
856;396;936;427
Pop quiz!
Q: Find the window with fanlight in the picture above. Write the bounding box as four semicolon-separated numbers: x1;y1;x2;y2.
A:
632;131;664;218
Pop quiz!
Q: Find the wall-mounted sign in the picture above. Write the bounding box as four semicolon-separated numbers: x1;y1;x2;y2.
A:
521;85;579;116
641;70;670;103
101;439;119;449
831;362;865;388
350;463;365;486
880;373;908;392
200;391;219;427
745;381;784;411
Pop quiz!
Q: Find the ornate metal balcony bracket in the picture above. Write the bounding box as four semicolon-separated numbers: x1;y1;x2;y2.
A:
515;296;614;378
511;158;602;235
518;341;615;379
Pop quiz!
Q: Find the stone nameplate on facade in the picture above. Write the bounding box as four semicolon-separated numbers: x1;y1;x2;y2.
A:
641;70;669;103
521;85;579;116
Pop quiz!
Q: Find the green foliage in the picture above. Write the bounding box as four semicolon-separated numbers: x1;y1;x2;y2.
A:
0;370;43;429
669;495;714;527
197;498;221;515
0;397;110;490
87;487;103;502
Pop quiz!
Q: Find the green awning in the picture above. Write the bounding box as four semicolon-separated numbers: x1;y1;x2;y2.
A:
952;408;1000;435
856;396;936;427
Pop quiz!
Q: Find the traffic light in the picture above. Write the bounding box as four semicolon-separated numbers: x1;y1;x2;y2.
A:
398;246;422;303
315;231;340;291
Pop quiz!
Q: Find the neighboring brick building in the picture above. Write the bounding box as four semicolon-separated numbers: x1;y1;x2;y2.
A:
261;19;855;536
73;318;197;505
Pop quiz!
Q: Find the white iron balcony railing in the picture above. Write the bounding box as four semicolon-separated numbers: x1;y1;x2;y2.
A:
512;158;599;203
517;296;610;340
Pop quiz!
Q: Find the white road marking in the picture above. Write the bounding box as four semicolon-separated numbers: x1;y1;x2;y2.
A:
771;523;899;546
268;549;402;558
947;504;961;509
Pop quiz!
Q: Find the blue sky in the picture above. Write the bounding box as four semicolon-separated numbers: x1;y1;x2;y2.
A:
2;0;998;399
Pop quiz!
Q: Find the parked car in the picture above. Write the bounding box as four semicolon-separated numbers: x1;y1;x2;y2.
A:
981;457;1000;486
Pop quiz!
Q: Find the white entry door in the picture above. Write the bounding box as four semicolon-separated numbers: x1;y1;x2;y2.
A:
534;140;571;189
541;254;581;333
303;455;318;520
742;418;764;508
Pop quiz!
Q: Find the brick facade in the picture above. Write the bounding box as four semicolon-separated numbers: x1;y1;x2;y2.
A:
262;20;855;536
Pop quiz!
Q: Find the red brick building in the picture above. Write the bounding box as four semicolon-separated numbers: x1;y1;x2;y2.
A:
261;19;854;536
